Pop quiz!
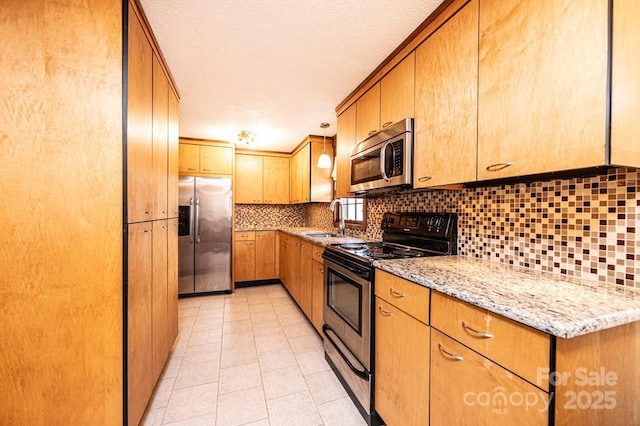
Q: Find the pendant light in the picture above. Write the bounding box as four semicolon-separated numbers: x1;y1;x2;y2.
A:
317;122;332;169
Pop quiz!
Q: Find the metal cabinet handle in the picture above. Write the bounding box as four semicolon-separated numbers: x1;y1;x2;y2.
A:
144;210;153;214
462;321;494;339
143;229;152;233
389;288;406;298
438;343;464;361
485;162;513;171
202;168;211;172
187;167;197;171
368;129;377;135
378;306;393;317
382;121;392;128
418;176;433;182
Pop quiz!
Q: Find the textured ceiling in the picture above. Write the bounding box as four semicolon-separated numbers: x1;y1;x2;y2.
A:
139;0;445;152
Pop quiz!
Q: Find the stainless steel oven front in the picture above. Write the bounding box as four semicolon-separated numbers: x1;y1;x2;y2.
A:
322;253;373;420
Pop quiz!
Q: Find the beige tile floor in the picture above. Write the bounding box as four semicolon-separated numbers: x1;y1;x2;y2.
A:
141;284;367;426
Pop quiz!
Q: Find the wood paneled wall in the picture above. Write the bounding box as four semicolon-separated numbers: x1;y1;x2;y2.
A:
0;0;123;423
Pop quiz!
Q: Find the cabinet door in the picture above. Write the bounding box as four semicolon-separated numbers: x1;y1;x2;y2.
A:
380;52;415;128
414;0;478;188
235;154;263;203
152;220;169;381
200;145;233;175
431;329;548;426
167;91;179;218
263;156;290;204
298;240;313;318
152;55;169;220
311;259;324;334
178;144;199;174
289;152;300;203
288;237;301;302
127;222;153;426
233;240;255;282
356;83;381;143
278;234;290;290
167;219;178;346
375;297;429;426
255;231;275;280
335;105;356;198
127;10;153;223
478;0;607;180
299;144;311;203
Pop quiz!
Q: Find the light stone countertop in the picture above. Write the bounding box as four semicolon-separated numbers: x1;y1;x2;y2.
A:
373;256;640;339
235;227;366;247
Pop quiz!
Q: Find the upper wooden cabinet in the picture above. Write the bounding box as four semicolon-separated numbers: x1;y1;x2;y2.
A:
179;141;234;176
235;153;290;204
380;52;415;128
263;156;290;204
235;154;264;204
167;91;179;218
335;104;357;198
355;83;381;143
414;0;478;188
477;0;609;180
152;54;169;220
289;137;333;204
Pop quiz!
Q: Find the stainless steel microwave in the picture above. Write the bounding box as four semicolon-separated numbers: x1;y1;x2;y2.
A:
350;118;413;194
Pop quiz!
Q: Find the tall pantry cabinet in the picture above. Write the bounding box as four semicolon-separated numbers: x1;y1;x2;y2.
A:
127;2;179;425
0;0;177;424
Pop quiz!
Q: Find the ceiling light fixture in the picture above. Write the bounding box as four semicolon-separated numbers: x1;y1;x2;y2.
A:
317;122;332;169
237;130;256;145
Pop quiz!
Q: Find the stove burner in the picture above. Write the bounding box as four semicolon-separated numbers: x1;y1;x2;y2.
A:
340;243;369;251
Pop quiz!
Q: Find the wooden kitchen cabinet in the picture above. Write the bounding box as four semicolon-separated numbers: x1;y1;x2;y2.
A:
431;328;548;426
290;144;310;204
263;156;290;204
380;52;415;128
355;83;381;143
477;0;608;180
152;54;169;220
375;270;430;426
151;220;169;381
179;142;234;175
235;154;264;203
335;104;357;198
168;91;179;218
127;9;154;224
290;137;333;204
255;231;276;280
414;0;478;188
311;258;324;334
298;240;313;318
234;231;276;282
167;219;179;345
127;222;154;426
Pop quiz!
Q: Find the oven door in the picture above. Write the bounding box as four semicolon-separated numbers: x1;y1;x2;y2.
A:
323;257;371;371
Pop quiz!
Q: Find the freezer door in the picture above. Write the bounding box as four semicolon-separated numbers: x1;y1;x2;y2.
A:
194;177;232;292
178;176;195;295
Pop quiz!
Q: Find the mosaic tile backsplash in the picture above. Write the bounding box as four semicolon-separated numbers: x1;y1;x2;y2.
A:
235;204;305;228
346;167;639;287
305;203;335;230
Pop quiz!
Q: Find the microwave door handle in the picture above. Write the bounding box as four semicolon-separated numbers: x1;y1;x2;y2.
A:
379;142;392;182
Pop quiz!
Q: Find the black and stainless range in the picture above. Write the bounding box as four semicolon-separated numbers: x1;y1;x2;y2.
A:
321;212;457;425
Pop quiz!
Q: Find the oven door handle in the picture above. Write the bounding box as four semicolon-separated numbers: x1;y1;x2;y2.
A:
322;324;369;381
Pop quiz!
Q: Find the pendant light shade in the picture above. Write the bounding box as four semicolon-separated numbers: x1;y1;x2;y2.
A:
317;122;332;169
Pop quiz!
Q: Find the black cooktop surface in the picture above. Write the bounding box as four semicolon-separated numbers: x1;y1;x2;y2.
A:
332;241;441;261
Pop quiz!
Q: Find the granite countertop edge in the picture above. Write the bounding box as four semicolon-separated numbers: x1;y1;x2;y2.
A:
235;227;366;247
373;258;640;339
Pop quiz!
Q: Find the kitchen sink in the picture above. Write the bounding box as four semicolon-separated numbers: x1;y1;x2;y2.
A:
304;232;338;238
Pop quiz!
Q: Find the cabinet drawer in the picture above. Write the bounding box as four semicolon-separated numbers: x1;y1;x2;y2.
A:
234;231;255;241
431;291;550;389
431;329;548;426
312;244;324;264
375;269;430;324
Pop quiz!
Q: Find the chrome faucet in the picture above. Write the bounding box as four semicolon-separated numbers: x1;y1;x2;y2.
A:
329;198;345;236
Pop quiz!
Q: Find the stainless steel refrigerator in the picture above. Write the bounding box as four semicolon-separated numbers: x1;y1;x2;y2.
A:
178;176;232;295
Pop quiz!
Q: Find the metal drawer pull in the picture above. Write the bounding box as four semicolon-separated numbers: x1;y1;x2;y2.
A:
485;162;513;171
382;121;392;128
418;176;433;182
368;129;377;135
462;321;494;339
378;306;393;317
389;288;406;298
438;343;464;361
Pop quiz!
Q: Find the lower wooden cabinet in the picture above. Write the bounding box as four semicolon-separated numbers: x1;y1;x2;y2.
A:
127;220;178;426
375;298;430;426
233;231;277;282
431;329;548;426
298;240;313;318
311;259;324;334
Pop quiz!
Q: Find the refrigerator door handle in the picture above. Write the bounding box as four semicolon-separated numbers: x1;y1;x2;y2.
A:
195;197;201;243
188;197;194;244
